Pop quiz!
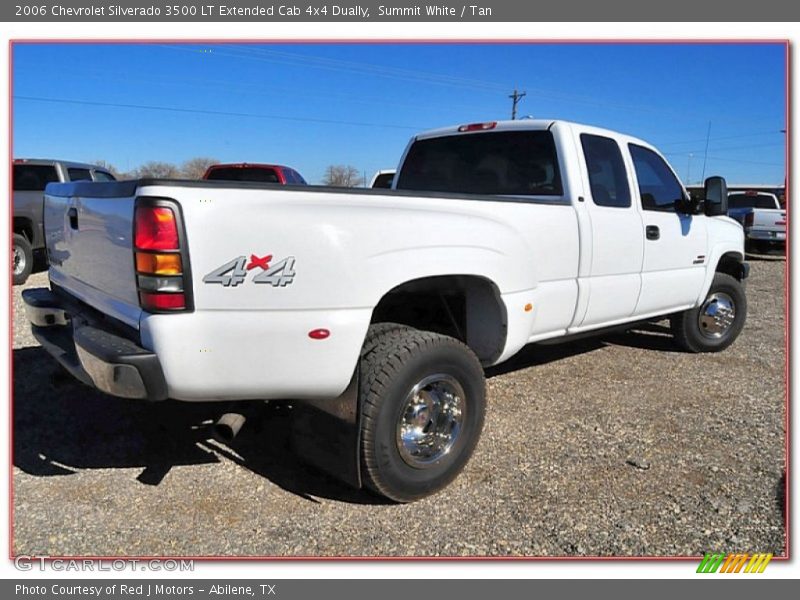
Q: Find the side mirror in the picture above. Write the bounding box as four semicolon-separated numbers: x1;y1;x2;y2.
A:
674;195;701;215
703;176;728;217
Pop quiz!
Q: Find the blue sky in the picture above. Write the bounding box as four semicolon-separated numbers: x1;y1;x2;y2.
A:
12;42;786;185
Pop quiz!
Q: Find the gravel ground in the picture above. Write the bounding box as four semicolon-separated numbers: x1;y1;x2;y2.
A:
12;257;786;557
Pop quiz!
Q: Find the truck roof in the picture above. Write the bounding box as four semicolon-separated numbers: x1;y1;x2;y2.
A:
13;158;111;170
414;119;651;147
205;162;292;170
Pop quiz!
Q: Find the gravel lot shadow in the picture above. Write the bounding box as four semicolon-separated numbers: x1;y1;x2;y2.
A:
13;346;386;505
600;322;684;353
487;323;682;378
486;338;605;378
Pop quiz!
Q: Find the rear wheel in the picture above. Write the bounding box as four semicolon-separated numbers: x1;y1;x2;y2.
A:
359;324;486;502
670;273;746;352
13;234;33;285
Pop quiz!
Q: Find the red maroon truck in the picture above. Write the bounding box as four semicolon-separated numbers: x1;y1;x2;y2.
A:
202;163;307;185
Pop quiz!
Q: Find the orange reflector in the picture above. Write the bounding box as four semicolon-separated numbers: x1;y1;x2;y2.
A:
524;303;533;312
135;252;182;275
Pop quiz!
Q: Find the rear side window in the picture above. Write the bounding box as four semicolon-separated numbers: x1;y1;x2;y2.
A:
93;170;116;182
206;167;280;183
67;168;92;182
629;144;685;212
13;164;59;191
396;131;563;196
372;173;395;189
580;134;631;208
728;193;777;210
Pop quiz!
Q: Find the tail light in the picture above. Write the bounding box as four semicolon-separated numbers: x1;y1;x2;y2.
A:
744;212;755;228
133;199;192;313
458;121;497;132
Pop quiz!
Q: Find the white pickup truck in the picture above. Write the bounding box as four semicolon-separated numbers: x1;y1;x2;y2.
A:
23;120;748;502
727;190;786;253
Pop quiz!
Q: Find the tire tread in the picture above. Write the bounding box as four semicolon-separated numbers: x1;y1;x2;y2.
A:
359;323;483;502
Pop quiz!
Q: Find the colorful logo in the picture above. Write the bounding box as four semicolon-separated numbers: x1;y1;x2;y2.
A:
696;552;773;573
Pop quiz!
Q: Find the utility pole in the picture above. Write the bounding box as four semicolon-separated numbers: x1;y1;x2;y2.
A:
700;121;712;182
509;88;526;120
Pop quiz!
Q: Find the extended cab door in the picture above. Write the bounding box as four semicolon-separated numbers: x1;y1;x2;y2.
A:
574;133;645;328
627;143;708;315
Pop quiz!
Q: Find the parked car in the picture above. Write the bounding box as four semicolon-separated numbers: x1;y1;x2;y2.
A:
12;158;116;285
24;119;747;502
727;190;786;253
369;169;395;189
202;163;307;185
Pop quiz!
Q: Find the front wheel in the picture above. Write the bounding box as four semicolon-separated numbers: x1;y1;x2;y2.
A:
670;273;747;353
359;324;486;503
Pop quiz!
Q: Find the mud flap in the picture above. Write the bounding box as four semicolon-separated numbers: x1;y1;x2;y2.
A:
289;368;362;489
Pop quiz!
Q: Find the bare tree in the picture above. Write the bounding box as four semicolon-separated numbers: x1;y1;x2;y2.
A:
134;161;180;179
181;157;219;180
322;165;364;187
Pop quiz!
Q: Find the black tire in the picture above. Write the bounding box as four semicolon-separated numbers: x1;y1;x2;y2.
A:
13;234;33;285
670;273;747;353
359;324;486;503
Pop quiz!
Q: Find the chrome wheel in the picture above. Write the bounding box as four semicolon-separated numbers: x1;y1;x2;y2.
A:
396;374;465;469
698;292;736;339
12;244;26;276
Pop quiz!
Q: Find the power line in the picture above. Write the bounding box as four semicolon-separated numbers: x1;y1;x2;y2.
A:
704;155;785;167
664;141;784;155
160;44;509;95
656;130;785;147
17;67;497;114
156;44;784;127
13;95;424;131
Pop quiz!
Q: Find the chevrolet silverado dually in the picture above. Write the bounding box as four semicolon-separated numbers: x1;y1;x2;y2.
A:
23;120;748;502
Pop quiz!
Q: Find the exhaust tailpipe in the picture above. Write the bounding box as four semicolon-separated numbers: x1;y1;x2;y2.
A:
212;413;246;443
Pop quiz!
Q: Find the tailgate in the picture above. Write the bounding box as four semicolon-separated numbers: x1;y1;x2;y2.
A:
44;181;143;329
751;208;786;234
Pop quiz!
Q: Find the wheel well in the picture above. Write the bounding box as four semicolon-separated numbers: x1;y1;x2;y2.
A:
370;275;507;365
13;217;34;243
716;252;747;280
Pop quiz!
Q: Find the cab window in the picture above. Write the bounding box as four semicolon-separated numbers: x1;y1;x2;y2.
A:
629;144;685;212
13;164;59;191
580;134;631;208
93;170;116;182
396;130;563;197
67;168;93;182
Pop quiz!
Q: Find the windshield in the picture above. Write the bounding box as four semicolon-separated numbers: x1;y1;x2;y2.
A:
396;130;563;196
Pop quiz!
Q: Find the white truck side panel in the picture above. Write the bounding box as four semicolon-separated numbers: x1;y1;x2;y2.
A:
140;308;372;401
136;184;581;398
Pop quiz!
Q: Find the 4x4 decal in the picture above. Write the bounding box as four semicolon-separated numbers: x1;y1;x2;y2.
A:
203;254;296;287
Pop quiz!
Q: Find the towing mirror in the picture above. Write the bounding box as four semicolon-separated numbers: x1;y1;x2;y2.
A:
674;194;701;215
703;176;728;217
